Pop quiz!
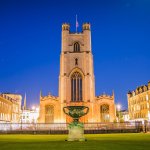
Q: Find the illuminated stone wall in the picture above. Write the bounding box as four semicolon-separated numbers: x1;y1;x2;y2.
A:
38;23;116;123
128;81;150;121
0;94;22;123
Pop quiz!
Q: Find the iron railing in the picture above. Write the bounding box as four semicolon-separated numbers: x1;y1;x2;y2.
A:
0;122;143;132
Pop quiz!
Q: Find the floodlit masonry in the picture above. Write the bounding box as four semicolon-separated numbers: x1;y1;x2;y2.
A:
38;22;116;123
128;81;150;121
0;94;22;123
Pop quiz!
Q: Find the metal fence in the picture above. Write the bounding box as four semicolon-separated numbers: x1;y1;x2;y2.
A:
144;121;150;132
0;121;144;134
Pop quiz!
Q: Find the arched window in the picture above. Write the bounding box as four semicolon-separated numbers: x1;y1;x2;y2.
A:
45;105;54;123
74;42;80;52
71;72;82;102
100;104;110;122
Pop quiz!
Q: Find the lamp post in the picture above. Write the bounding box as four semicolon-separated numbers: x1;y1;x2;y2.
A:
32;106;35;110
117;104;121;122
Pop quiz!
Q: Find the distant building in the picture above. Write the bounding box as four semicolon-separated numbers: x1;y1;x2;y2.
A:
38;22;116;123
21;109;39;124
127;81;150;121
121;110;130;122
20;94;39;123
0;93;22;123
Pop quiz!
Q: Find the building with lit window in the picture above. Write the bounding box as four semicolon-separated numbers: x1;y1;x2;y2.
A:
127;81;150;121
0;94;22;123
38;23;116;123
21;108;39;124
121;110;130;122
20;95;39;123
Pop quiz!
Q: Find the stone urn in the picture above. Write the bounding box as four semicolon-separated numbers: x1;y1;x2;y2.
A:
63;106;89;141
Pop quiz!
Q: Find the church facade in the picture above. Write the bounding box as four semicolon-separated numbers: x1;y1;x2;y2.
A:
38;23;116;123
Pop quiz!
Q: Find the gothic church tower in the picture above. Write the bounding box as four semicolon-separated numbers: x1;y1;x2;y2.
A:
59;23;95;104
38;22;116;123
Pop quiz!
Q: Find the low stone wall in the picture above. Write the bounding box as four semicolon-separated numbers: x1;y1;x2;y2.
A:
0;129;141;134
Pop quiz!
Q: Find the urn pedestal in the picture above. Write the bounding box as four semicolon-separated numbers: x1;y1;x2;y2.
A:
63;106;89;141
68;122;85;141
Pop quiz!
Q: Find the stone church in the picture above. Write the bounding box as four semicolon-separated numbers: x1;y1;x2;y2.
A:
38;23;116;123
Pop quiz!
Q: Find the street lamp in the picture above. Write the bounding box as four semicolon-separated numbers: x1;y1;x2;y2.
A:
32;106;35;110
36;107;39;111
117;104;121;111
116;104;121;122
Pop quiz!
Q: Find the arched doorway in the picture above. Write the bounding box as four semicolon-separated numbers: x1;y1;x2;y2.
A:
100;104;110;122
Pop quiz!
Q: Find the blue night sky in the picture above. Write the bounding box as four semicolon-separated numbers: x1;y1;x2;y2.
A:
0;0;150;109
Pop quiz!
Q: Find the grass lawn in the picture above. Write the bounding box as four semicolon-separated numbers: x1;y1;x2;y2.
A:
0;133;150;150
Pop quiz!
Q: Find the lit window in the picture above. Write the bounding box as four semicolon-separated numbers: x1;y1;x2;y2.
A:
71;72;82;102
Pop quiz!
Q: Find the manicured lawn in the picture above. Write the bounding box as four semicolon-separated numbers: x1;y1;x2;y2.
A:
0;133;150;150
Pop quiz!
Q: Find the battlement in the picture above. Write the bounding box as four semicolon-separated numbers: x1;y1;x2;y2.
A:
62;22;91;33
62;23;70;31
40;93;59;101
0;94;18;103
127;81;150;98
82;22;91;30
96;93;114;100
